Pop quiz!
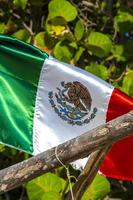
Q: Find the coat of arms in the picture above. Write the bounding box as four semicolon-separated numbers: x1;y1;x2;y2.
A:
48;81;97;126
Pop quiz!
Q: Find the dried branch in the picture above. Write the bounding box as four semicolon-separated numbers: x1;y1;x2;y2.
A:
12;13;34;35
0;110;132;194
66;146;111;200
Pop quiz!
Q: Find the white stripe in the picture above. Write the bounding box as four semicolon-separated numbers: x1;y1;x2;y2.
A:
33;57;114;155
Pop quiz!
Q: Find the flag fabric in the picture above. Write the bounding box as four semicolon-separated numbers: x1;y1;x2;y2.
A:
0;35;133;180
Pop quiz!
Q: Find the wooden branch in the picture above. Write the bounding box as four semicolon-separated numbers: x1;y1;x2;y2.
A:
66;146;111;200
0;110;133;194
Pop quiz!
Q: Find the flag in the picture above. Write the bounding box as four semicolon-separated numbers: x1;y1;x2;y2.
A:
0;35;133;180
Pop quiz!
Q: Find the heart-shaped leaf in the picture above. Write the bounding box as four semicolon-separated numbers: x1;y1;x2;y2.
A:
48;0;77;22
87;32;112;57
27;172;66;200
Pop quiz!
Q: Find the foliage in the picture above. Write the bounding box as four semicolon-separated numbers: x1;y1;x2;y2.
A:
48;0;77;22
0;0;133;199
27;172;66;200
87;32;112;57
27;173;110;200
85;63;108;80
82;174;110;200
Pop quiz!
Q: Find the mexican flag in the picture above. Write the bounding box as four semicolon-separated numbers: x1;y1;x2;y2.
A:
0;35;133;180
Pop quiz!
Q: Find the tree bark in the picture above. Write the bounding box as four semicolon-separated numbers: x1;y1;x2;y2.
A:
0;110;132;194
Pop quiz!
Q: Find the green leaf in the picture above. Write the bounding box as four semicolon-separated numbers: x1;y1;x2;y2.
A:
13;0;28;9
85;63;108;80
35;32;46;47
41;191;62;200
87;32;112;57
54;40;74;63
27;172;66;200
74;47;85;62
82;174;110;200
47;16;67;26
12;29;30;41
114;11;133;35
0;23;5;34
111;45;126;62
69;41;78;49
74;19;84;41
48;0;77;22
122;70;133;97
46;18;66;36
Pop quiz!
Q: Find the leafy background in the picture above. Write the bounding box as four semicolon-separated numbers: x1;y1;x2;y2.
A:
0;0;133;199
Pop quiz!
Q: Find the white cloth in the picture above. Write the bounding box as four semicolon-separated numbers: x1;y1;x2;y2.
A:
33;56;113;156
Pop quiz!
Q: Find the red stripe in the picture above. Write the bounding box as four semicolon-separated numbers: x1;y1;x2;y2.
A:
100;88;133;180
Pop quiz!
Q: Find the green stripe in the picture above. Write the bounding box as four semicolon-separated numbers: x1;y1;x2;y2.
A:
0;35;48;153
